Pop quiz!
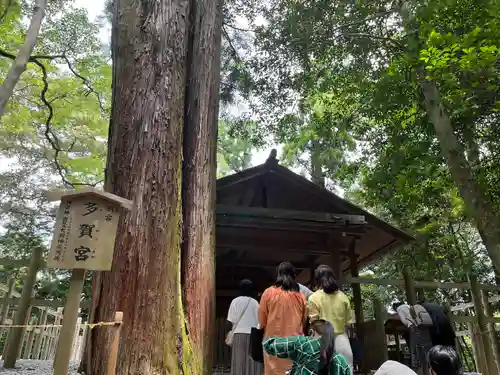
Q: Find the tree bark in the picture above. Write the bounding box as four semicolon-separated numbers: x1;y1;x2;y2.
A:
181;0;222;372
0;0;46;118
84;0;194;373
310;140;325;187
462;127;500;285
421;80;500;279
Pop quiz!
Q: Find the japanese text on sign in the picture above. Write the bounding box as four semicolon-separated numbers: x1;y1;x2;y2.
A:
47;196;119;271
53;200;72;262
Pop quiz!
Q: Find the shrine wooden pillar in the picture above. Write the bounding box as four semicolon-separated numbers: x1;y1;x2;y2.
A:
327;234;342;282
307;255;316;287
349;238;364;342
403;268;417;306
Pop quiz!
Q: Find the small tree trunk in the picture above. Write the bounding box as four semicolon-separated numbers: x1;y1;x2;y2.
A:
460;127;500;284
181;0;222;372
310;140;325;187
84;0;194;373
421;80;500;277
0;0;46;118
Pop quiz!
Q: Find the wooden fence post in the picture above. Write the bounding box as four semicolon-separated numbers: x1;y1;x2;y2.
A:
349;248;364;345
3;247;42;368
24;317;38;359
42;319;54;360
468;321;486;374
373;297;388;367
470;275;496;375
107;312;124;375
443;302;460;357
32;307;48;360
0;277;15;325
481;289;500;374
49;308;63;359
0;277;15;356
17;290;35;359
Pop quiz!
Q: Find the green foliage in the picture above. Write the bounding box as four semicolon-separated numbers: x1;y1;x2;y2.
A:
217;120;254;177
0;0;260;305
0;0;110;303
244;0;500;340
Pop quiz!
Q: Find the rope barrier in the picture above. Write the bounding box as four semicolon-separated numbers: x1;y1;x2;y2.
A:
0;320;120;329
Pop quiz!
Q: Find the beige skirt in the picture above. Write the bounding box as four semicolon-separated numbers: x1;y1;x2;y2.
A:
231;333;264;375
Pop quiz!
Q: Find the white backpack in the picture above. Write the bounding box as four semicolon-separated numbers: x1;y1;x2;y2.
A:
410;304;433;326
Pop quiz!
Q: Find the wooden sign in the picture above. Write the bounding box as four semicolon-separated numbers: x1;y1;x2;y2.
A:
45;188;132;375
47;188;132;271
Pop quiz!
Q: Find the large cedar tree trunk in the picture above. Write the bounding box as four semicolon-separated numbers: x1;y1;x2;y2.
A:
421;81;500;278
79;0;219;373
181;0;222;372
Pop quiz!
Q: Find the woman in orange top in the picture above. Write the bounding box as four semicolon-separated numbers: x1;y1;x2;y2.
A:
258;262;307;375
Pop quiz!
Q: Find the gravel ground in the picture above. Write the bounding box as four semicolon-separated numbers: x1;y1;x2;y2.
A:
0;361;479;375
0;361;231;374
0;360;79;374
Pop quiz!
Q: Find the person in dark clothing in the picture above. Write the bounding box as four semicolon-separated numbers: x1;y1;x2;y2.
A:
421;302;456;348
393;301;433;373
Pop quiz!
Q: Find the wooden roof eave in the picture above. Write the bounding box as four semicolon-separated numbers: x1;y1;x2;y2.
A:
346;238;405;272
267;165;414;244
216;204;368;226
216;161;414;267
216;163;413;245
216;164;268;190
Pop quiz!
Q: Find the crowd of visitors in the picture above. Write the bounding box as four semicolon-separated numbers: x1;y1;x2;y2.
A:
226;261;462;375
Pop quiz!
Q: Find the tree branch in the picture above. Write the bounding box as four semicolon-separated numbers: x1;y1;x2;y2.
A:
331;9;398;33
222;26;241;62
0;50;104;188
223;22;255;33
342;32;403;48
0;0;47;118
0;49;107;113
33;57;76;188
60;55;106;113
0;0;13;24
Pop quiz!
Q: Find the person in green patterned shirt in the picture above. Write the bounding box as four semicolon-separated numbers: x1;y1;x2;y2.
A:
262;320;351;375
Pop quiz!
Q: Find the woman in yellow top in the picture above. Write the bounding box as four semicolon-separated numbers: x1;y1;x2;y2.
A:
307;265;353;374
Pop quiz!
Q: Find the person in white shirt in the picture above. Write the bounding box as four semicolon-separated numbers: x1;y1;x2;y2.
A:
373;360;417;375
298;283;313;300
393;302;433;375
227;279;263;375
259;283;312;300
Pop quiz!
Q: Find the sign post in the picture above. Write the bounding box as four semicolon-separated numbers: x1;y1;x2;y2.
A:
2;247;43;368
45;188;132;375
